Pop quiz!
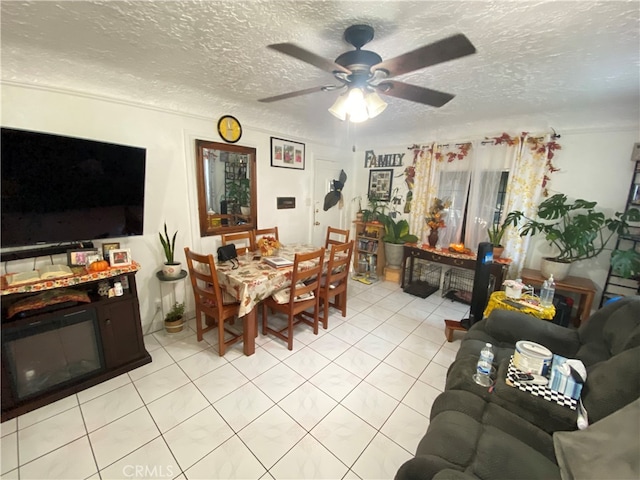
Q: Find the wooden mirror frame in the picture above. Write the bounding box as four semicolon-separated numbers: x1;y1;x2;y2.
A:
195;140;257;237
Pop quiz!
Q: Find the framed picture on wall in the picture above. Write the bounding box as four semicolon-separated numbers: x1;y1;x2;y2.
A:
270;137;305;170
368;169;393;201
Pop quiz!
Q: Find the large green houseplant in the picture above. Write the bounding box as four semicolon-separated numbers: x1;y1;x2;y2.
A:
380;214;419;268
510;194;640;279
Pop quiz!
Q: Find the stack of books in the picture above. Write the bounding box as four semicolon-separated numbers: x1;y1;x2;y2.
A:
7;265;73;286
263;256;293;268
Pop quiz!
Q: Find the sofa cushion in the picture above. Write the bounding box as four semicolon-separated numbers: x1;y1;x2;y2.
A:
445;355;579;433
581;346;640;423
576;296;640;365
553;398;640;480
395;390;560;480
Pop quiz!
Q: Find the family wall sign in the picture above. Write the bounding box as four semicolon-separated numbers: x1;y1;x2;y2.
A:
364;149;405;168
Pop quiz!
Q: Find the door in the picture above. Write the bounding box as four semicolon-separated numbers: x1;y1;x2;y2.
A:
313;160;347;247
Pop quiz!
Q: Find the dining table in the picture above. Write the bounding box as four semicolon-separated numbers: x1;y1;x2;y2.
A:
214;243;328;356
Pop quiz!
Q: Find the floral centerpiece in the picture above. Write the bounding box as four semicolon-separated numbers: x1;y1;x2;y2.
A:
425;197;451;247
257;236;280;256
425;197;450;231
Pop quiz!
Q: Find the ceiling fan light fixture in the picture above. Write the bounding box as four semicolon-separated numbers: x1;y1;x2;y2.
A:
364;90;387;119
345;87;368;123
328;93;349;121
328;87;387;123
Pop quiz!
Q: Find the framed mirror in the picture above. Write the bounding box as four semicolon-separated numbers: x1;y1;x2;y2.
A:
195;140;257;237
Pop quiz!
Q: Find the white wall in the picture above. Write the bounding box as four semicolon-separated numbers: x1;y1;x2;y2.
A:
526;129;639;305
1;83;349;333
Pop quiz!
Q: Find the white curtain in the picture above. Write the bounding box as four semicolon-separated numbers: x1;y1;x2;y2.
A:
408;144;438;244
502;133;555;276
465;140;517;248
437;156;471;248
409;132;558;275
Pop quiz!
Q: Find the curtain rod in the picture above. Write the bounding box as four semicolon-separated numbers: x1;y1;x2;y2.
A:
409;128;561;150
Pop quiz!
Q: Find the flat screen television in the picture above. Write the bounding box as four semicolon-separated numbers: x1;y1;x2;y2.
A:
1;127;146;249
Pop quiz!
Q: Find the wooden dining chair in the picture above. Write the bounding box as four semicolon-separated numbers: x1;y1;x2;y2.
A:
254;226;279;244
325;226;350;248
221;231;255;255
261;248;325;350
184;247;242;356
318;240;354;329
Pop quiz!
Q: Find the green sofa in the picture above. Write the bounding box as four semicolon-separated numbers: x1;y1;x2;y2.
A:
395;296;640;480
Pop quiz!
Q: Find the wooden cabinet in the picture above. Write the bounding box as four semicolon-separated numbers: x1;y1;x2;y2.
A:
401;245;508;296
1;269;150;421
353;222;386;279
96;276;146;369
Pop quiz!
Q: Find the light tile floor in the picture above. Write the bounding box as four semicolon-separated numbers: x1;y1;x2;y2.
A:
1;279;467;480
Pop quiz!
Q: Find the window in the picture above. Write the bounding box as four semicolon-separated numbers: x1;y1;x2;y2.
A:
437;170;509;246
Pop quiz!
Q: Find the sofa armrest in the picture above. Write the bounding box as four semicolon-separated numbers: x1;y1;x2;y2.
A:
433;469;480;480
481;309;580;357
395;456;466;480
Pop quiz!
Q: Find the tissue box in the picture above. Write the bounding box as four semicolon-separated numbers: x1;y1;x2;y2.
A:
549;354;583;400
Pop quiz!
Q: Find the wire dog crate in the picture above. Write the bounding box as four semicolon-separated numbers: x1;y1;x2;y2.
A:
403;261;442;299
442;268;495;305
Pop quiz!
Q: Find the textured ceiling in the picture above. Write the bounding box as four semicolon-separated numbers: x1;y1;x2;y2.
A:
1;1;639;146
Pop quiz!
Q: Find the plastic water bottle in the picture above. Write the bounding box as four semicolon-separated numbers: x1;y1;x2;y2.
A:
540;274;555;307
473;343;494;387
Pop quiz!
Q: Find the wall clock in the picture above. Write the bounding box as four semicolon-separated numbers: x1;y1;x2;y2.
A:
217;115;242;143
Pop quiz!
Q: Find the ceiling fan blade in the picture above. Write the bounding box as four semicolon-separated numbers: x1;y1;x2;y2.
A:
258;85;329;103
372;33;476;77
268;43;351;75
378;80;455;107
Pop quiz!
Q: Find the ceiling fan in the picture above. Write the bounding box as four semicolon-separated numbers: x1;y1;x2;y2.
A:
258;24;476;121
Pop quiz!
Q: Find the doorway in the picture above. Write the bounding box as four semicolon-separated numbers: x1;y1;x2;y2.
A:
312;160;349;247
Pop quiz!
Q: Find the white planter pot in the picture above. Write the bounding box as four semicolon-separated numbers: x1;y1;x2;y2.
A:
384;242;404;268
240;206;250;216
540;257;571;281
162;262;182;278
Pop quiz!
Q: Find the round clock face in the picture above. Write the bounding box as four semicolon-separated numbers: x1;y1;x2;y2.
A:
217;115;242;143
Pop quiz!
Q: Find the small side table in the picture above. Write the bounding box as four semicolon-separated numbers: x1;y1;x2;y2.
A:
519;268;597;326
483;291;556;320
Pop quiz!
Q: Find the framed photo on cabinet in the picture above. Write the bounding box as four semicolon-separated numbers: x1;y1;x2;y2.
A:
109;248;132;267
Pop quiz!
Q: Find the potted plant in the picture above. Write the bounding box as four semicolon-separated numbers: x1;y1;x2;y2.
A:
362;195;389;223
380;214;419;268
510;194;640;280
611;246;640;280
164;301;185;333
486;211;520;259
159;223;182;278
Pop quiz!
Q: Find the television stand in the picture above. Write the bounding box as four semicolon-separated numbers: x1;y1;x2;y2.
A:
1;262;150;422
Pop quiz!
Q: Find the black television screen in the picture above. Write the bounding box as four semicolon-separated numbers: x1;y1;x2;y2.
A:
1;127;146;248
